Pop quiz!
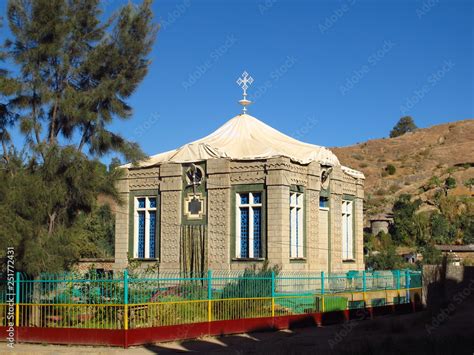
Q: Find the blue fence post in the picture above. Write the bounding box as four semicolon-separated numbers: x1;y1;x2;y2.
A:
321;271;325;313
15;272;20;328
271;271;275;317
207;269;212;322
124;270;129;331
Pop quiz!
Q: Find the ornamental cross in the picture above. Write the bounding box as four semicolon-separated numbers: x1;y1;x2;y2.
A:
236;71;254;97
236;71;254;113
186;164;202;195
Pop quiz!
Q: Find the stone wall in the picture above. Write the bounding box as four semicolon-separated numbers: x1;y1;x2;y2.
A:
73;259;115;273
423;264;474;309
114;157;364;273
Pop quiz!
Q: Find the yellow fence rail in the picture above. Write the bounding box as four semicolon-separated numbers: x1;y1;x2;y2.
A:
0;287;423;330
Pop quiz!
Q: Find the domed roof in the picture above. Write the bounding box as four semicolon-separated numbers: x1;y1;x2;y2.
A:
125;113;364;179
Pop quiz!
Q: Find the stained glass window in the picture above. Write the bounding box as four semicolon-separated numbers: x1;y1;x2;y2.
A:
237;192;263;259
149;211;156;258
135;196;158;259
137;211;145;258
253;193;261;204
240;208;249;258
253;207;261;258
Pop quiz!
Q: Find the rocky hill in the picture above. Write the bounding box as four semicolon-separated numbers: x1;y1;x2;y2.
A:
332;119;474;218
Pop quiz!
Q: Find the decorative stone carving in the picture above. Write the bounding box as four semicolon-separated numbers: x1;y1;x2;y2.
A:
230;171;265;184
230;161;265;171
129;167;160;190
207;188;229;266
160;191;181;264
183;193;206;220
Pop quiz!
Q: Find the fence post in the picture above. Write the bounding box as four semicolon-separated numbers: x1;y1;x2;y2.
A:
395;270;401;303
15;272;20;328
405;270;411;304
321;271;325;313
271;271;275;317
362;271;367;306
207;269;212;322
124;270;129;331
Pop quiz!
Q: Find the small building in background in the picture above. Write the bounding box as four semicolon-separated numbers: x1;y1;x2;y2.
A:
401;252;422;264
369;214;393;236
435;244;474;266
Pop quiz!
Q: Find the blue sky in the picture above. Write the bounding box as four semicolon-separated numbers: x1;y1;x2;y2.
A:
2;0;473;163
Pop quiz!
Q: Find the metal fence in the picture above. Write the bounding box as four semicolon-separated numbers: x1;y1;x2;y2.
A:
0;269;422;330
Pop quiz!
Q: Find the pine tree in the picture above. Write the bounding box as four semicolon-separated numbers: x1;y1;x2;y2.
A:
6;0;156;161
390;116;417;138
0;0;158;275
0;20;20;163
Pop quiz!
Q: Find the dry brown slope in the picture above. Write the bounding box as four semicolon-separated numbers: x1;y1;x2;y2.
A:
332;119;474;215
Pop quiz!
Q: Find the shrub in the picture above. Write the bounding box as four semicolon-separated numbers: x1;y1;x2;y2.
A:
425;176;441;190
385;164;396;175
390;116;417;138
215;262;280;320
389;184;399;193
444;176;457;190
464;178;474;188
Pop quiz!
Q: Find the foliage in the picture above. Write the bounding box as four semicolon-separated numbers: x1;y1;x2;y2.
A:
220;262;280;299
0;0;157;275
216;262;280;319
0;27;20;163
418;244;442;265
3;0;156;163
389;194;421;246
430;212;456;244
385;164;396;175
365;232;405;270
458;201;474;244
0;149;122;274
464;178;474;189
76;204;116;258
424;176;442;191
444;176;457;190
390;116;417;138
375;191;474;268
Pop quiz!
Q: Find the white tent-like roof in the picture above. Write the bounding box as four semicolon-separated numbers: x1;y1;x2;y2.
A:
125;114;364;179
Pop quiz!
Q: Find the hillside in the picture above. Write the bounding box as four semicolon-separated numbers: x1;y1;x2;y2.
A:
332;119;474;218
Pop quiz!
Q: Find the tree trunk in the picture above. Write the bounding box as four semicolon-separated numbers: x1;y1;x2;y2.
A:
30;275;42;327
48;211;57;236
